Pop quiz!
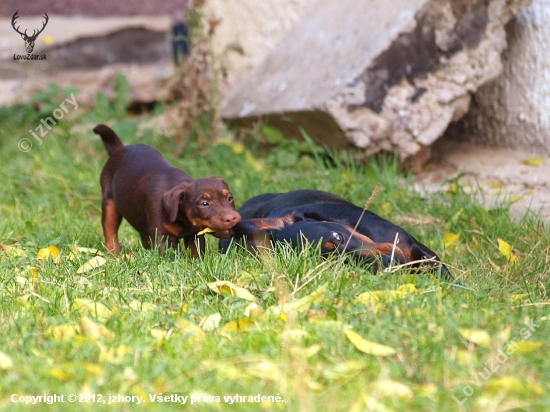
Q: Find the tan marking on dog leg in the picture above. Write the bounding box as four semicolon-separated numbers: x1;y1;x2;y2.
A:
102;198;122;253
163;222;184;237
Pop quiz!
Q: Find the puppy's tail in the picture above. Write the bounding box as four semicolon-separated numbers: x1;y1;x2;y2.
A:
93;124;124;156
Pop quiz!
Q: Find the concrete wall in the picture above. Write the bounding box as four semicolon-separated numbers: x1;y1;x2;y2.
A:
216;0;529;162
449;0;550;150
204;0;316;85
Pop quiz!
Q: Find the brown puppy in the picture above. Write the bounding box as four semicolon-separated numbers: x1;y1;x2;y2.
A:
94;124;241;256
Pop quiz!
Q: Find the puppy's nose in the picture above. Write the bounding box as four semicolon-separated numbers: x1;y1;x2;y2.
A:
223;213;240;224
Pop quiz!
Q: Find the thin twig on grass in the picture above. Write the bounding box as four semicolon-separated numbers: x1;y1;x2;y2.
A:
342;182;381;255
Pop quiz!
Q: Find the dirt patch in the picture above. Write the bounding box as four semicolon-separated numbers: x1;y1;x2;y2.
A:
417;136;550;222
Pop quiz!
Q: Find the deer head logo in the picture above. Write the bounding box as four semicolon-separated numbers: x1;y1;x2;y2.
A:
11;11;49;54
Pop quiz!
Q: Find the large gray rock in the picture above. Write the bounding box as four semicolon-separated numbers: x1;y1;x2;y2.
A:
222;0;530;162
448;0;550;151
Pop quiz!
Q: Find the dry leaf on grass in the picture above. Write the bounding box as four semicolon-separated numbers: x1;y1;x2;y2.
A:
0;351;14;370
220;318;255;334
200;313;222;331
443;232;460;251
0;243;26;257
37;245;60;263
497;238;519;266
73;299;112;321
76;256;107;274
457;327;492;348
522;157;545;167
174;318;206;342
344;329;397;356
207;281;257;302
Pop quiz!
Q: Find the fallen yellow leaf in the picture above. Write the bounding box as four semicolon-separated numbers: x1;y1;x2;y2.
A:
83;363;104;378
98;343;132;364
511;341;544;355
484;376;542;396
498;326;511;342
397;284;417;294
68;245;104;261
26;266;40;281
174;318;206;342
497;238;519;266
291;344;322;359
76;256;107;274
47;324;79;342
79;317;114;340
349;394;391;412
232;142;245;154
0;351;14;370
76;246;103;254
73;299;112;321
199;313;222;331
321;361;365;381
244;302;265;318
344;329;397;356
0;243;26;257
36;245;60;263
267;283;328;316
150;328;168;341
522;157;545;167
372;379;414;399
246;360;281;382
355;284;417;306
455;349;475;366
511;294;529;303
447;182;458;195
129;300;157;312
355;290;393;306
207;281;258;302
457;327;492;348
443;232;460;251
16;294;31;307
508;195;524;203
49;367;76;381
220;318;255;334
197;227;216;235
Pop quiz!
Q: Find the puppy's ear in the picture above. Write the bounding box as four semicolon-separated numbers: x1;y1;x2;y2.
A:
163;185;188;222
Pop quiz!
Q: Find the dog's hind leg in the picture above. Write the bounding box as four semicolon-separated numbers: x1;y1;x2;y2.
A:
102;198;123;253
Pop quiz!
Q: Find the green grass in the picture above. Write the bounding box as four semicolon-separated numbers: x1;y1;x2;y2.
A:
1;92;549;412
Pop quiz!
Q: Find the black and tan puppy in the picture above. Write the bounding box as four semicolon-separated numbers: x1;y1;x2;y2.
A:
94;124;240;256
222;190;453;280
273;220;408;267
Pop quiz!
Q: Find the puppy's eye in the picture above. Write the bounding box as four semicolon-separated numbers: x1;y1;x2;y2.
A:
228;196;234;202
332;232;344;243
201;201;210;207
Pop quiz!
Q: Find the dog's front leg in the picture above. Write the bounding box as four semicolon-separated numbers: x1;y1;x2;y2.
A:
184;234;205;258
